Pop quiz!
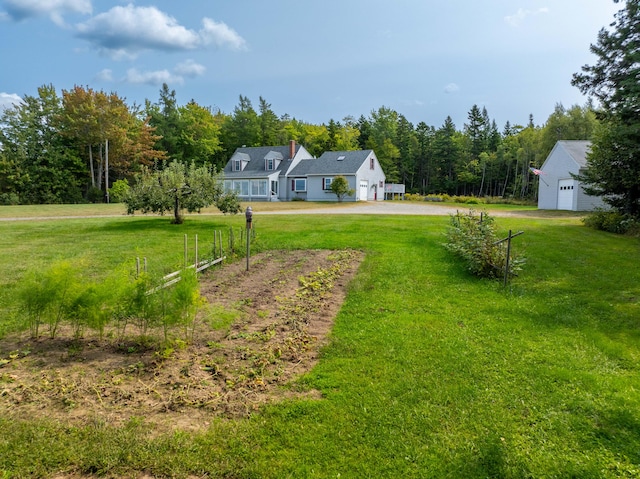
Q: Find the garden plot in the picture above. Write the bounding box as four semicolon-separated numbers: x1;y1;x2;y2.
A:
0;249;363;432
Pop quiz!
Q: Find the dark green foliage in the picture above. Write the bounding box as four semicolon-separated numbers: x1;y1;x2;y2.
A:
582;208;640;235
445;209;524;279
572;0;640;218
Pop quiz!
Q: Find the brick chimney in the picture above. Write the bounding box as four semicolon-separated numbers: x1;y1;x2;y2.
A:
289;140;296;160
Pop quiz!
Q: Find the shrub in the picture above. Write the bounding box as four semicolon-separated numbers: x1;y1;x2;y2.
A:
582;208;640;235
87;186;104;203
109;179;130;203
0;193;20;205
404;193;424;201
445;210;524;279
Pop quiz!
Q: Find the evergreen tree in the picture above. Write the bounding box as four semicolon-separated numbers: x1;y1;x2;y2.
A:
258;96;280;146
572;0;640;217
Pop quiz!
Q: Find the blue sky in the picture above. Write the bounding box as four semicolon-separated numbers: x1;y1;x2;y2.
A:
0;0;620;130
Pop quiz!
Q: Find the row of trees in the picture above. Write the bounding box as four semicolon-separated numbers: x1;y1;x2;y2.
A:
0;83;599;206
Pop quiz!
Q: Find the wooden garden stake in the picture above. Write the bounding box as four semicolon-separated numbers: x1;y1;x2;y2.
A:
245;207;253;271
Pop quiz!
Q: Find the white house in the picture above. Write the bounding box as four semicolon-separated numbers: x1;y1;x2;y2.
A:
287;150;386;202
537;140;605;211
223;143;386;202
222;141;314;202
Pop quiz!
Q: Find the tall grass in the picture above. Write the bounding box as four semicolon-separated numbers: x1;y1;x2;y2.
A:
1;212;639;477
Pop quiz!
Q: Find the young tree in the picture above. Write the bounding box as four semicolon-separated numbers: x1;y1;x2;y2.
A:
571;0;640;217
124;160;238;224
329;175;355;202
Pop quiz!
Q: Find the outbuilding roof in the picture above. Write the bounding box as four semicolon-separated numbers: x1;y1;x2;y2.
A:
556;140;591;168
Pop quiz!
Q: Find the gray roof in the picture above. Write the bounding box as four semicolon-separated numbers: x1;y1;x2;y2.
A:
223;145;301;178
557;140;591;168
289;150;374;176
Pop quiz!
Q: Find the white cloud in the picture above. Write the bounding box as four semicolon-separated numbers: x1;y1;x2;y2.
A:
174;59;206;77
125;68;184;86
444;83;460;94
94;68;113;82
0;92;23;110
505;7;549;27
200;18;247;51
76;4;246;58
2;0;91;25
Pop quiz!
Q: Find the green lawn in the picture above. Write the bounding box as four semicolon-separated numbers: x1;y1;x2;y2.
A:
0;210;639;478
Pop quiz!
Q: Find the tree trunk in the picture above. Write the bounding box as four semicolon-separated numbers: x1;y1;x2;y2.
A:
97;143;104;193
89;144;95;187
173;196;183;224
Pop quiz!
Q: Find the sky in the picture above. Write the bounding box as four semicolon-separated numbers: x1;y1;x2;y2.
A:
0;0;621;130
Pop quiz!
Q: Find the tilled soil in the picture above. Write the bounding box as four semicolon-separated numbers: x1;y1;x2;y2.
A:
0;249;363;432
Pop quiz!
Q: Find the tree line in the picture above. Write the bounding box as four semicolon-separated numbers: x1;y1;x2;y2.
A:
0;82;598;205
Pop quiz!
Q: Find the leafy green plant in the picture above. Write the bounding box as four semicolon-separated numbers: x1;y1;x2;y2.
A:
329;176;355;202
445;209;524;279
215;192;242;215
167;267;206;341
18;260;81;338
108;179;130;203
583;208;640;235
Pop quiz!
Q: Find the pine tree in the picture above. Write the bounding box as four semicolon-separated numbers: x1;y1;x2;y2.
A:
572;0;640;217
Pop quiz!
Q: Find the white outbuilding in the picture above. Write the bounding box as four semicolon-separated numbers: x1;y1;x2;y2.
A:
537;140;606;211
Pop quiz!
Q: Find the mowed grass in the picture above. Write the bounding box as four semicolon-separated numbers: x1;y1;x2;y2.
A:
0;209;639;478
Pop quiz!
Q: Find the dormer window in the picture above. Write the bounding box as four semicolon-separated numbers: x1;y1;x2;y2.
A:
263;151;283;171
234;159;242;172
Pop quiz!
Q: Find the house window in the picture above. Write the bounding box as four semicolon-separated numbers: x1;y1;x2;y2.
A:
266;158;274;171
233;180;249;196
370;158;375;170
251;180;267;196
293;178;307;192
323;177;333;190
234;159;242;172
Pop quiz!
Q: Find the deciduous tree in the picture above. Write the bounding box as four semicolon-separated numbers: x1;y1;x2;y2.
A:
124;160;237;224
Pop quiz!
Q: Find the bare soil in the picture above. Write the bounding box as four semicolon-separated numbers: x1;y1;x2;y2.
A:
0;249;363;433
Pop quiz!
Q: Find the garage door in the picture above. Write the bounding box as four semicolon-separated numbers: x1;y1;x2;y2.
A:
359;181;369;201
557;179;575;210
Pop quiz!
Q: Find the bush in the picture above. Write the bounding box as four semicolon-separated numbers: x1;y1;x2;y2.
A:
87;186;104;203
582;208;639;235
0;193;20;205
109;179;130;203
445;210;525;279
